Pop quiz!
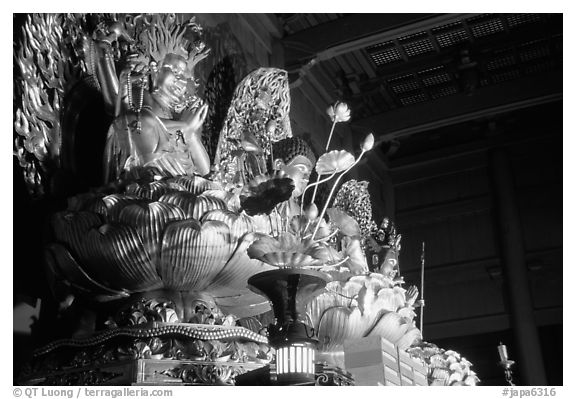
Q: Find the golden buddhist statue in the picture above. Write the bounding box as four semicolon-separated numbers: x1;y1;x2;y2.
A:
93;16;212;182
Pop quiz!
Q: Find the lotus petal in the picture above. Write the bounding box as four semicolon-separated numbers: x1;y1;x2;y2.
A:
315;150;355;175
67;192;105;211
397;306;417;319
206;232;274;294
167;175;222;195
98;194;148;222
397;326;422;350
52;211;103;258
248;233;331;267
158;191;197;219
260;252;322;268
193;194;227;220
126;180;173;201
118;202;186;262
340;236;368;274
366;311;409;344
326;208;361;237
307;289;350;332
247;215;274;239
464;375;478;386
214;294;271;319
158;220;234;290
326;101;351;123
202;189;241;212
201;209;255;242
77;224;162;292
431;368;450;382
373;286;407;313
349;273;395;291
316;307;371;351
45;243;129;300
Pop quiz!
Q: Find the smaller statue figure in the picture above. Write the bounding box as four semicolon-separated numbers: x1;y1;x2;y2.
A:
366;217;402;278
271;137;316;217
93;15;212;182
271;137;316;199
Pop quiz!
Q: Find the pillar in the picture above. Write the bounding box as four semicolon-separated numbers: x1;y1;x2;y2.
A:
490;146;547;385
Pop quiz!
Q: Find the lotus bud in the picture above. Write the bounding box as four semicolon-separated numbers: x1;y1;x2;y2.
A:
304;203;319;220
266;119;277;135
326;101;351;123
361;132;375;152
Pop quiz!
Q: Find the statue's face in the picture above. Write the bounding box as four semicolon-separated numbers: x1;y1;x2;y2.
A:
155;54;190;108
367;239;399;278
275;155;313;198
378;248;398;279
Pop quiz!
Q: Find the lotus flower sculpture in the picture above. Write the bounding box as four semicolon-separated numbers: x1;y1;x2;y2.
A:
46;175;277;319
239;172;295;216
307;273;422;353
407;342;480;386
247;232;332;268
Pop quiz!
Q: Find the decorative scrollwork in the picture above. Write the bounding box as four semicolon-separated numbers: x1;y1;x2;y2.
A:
160;364;247;385
43;369;122;386
315;372;330;385
108;298;180;328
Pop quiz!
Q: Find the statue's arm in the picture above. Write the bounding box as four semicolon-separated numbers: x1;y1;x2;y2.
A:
181;103;211;176
94;44;119;114
90;22;136;116
159;104;211;176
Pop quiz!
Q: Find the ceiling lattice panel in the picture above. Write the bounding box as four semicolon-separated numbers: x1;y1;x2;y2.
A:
278;13;562;123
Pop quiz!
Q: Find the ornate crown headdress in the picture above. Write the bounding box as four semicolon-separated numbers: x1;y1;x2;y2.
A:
333;179;377;240
142;14;208;74
372;217;401;253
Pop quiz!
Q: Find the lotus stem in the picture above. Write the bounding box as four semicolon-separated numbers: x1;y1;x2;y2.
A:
307;256;349;269
311;149;367;240
310;120;337;207
324;255;349;268
301;171;337;214
325;120;337;152
325;286;356;306
310;226;339;243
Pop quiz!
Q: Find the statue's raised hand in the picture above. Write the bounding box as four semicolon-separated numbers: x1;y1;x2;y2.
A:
94;21;134;46
181;103;209;140
119;53;148;81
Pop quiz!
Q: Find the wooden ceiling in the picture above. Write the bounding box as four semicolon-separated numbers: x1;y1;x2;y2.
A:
277;13;562;144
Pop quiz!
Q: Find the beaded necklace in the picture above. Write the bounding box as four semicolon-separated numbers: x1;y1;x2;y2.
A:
126;73;146;134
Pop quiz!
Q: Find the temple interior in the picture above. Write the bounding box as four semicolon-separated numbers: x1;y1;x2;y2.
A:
13;13;562;386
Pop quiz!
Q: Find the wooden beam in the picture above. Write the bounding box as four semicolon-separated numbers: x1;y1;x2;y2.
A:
389;129;561;183
238;14;274;54
351;72;562;142
282;14;477;69
396;195;492;227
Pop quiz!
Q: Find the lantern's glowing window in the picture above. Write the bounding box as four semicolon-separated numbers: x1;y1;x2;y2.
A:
276;343;316;376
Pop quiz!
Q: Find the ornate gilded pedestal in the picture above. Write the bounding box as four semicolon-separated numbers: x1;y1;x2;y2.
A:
20;323;270;386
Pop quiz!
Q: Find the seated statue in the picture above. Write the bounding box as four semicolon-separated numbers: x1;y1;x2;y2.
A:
271;137;316;199
366;218;402;278
271;137;316;217
95;16;211;182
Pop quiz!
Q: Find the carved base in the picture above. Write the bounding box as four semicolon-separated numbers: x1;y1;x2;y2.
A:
19;323;271;386
20;359;265;386
234;363;355;386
